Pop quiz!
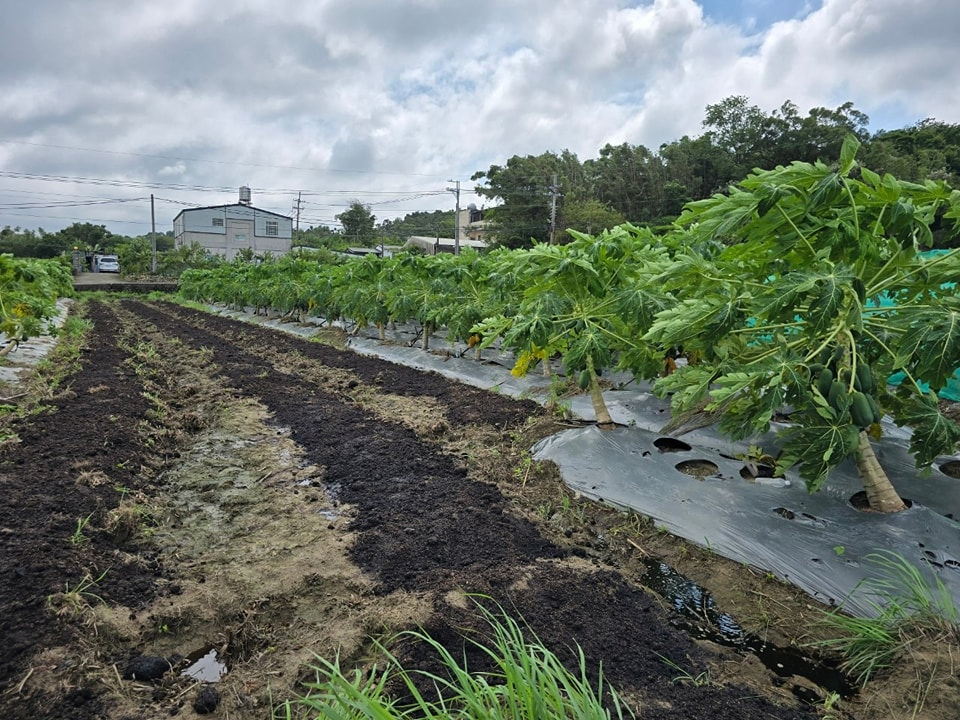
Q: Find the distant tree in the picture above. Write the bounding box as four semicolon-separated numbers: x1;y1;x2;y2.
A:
295;224;344;250
336;201;377;244
472;150;587;248
659;134;741;200
559;199;625;239
868;119;960;185
0;226;71;258
378;210;455;242
583;143;667;223
55;222;119;252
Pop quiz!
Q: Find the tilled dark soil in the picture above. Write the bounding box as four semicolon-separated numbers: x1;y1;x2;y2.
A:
1;298;832;719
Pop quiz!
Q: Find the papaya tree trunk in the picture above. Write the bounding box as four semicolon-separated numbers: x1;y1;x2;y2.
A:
856;430;906;512
421;323;432;351
474;345;482;361
542;356;551;377
586;356;614;427
378;323;386;341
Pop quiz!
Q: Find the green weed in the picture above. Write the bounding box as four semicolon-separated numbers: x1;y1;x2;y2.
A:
655;653;715;687
48;569;109;617
278;597;634;719
70;512;94;545
813;551;959;685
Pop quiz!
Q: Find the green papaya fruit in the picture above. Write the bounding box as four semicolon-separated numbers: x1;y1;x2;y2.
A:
578;370;591;390
817;367;834;398
828;380;847;411
855;364;874;394
851;391;873;429
852;277;867;303
866;394;882;424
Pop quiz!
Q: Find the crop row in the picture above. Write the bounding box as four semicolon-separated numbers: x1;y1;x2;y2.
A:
179;138;960;513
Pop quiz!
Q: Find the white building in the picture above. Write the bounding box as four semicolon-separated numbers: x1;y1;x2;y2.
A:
404;235;488;255
173;187;293;260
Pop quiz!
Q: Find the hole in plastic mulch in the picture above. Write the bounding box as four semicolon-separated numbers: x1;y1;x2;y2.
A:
654;437;692;453
938;460;960;478
848;491;913;512
675;459;719;479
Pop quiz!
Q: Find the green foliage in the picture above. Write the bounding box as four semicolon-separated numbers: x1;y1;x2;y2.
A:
294;224;345;251
378;209;455;243
336;201;377;244
646;137;960;497
117;236;152;274
278;598;633;719
0;254;74;354
815;552;959;685
0;226;72;258
157;241;220;277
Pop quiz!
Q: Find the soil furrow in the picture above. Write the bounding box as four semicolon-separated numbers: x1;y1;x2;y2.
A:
113;299;817;719
1;297;836;719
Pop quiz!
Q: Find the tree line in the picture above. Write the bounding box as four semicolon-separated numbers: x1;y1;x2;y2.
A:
296;97;960;250
471;96;960;247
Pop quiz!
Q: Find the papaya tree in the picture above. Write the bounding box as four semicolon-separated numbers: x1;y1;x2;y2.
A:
430;249;508;359
645;136;960;512
0;255;73;356
385;253;455;351
336;254;395;338
474;224;673;425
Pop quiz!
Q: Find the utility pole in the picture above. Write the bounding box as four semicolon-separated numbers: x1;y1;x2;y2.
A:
150;193;157;273
549;173;558;245
292;192;303;246
447;179;461;255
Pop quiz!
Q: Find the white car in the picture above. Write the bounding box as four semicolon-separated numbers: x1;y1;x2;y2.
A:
97;255;120;273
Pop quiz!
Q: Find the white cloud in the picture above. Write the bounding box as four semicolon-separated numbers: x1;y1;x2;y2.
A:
0;0;957;234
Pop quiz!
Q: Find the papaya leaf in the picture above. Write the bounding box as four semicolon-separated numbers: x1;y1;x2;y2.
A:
806;273;848;334
653;364;716;414
644;294;746;350
860;166;882;188
839;134;861;176
892;302;960;389
777;414;860;493
898;393;960;467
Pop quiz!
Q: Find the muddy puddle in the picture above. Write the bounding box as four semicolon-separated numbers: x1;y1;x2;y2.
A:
640;557;858;700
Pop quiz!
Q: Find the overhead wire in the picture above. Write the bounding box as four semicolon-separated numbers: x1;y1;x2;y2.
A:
0;139;454;178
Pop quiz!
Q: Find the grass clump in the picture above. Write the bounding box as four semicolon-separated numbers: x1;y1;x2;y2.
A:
278;598;633;719
814;551;959;685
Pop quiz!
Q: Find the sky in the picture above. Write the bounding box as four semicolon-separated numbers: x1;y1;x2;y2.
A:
1;0;958;238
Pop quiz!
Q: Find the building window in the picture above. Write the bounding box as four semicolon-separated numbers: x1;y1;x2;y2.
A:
265;220;279;237
234;234;247;244
212;217;224;227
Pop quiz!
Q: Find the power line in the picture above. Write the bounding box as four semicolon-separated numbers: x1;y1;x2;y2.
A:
0;197;148;210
